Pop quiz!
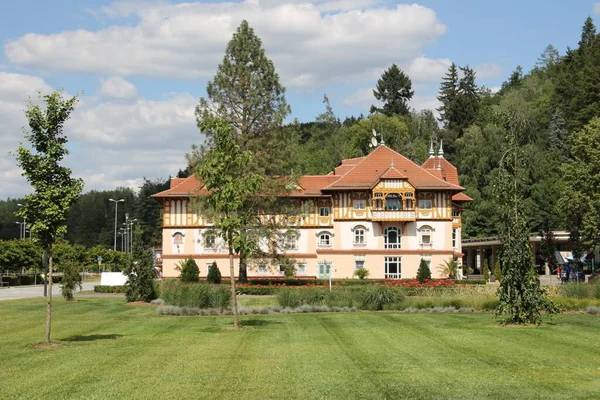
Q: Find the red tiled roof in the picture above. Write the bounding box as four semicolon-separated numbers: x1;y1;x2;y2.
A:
153;146;467;199
452;192;473;202
325;145;463;190
421;157;459;185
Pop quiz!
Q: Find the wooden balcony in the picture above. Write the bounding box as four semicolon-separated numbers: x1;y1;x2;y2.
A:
370;209;416;222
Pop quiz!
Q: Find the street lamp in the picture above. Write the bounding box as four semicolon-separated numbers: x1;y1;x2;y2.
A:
109;199;125;251
129;219;138;253
16;203;25;240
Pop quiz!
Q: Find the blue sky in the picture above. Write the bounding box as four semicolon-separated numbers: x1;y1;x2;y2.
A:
0;0;598;198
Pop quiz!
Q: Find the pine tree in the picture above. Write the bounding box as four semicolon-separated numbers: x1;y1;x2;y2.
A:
437;63;459;128
455;66;480;133
500;65;523;93
416;258;431;283
579;16;596;48
370;64;414;116
178;257;200;283
548;108;568;159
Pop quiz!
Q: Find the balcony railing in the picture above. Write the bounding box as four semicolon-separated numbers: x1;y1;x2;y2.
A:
371;209;416;221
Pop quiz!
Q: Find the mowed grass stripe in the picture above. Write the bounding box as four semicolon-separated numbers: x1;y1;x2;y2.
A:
1;298;600;399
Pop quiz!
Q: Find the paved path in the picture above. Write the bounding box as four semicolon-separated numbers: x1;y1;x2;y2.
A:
0;282;97;301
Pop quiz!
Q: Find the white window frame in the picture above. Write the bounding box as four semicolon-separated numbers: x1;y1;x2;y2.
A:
384;227;401;249
297;263;306;275
354;260;365;270
385;256;401;279
258;265;267;276
353;199;366;210
317;232;332;248
353;225;366;246
452;228;457;249
419;225;433;248
204;232;216;250
319;207;330;217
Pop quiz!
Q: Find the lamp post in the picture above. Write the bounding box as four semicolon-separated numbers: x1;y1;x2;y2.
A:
16;203;24;239
109;198;125;251
129;219;138;253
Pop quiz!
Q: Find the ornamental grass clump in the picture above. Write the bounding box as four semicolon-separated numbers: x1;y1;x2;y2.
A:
562;283;590;299
362;285;404;310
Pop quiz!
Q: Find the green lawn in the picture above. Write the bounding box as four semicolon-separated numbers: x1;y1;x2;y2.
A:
1;298;599;400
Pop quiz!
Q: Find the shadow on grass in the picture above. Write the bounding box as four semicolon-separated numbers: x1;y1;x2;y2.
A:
61;334;123;342
241;319;281;327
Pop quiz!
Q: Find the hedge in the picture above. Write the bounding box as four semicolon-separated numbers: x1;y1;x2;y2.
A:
0;275;60;286
94;285;127;293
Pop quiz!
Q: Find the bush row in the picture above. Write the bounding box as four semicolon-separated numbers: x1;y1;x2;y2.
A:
277;286;405;310
94;285;126;293
161;281;232;310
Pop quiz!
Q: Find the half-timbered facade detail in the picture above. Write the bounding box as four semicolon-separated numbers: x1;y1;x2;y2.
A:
153;144;472;279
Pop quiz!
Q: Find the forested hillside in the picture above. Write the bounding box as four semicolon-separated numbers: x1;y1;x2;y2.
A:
2;17;600;249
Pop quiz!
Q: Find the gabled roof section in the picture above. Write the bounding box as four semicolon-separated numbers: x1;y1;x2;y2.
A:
325;145;463;190
422;157;459;185
152;176;208;198
291;175;338;196
379;166;407;180
452;192;473;202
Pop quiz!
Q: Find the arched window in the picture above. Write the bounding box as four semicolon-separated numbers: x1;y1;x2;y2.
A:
385;193;402;210
352;225;367;245
384;227;401;249
419;225;433;248
317;231;333;247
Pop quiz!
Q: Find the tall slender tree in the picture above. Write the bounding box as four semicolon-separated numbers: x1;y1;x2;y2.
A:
437;63;459;128
195;20;295;282
370;63;414;116
15;91;84;343
493;108;556;324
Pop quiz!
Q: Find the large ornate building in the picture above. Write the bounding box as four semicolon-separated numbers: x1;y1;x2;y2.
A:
152;143;471;279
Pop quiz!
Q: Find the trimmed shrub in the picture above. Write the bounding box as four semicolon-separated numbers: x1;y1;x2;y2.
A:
178;257;200;283
416;258;431;284
493;259;502;281
482;259;490;283
94;285;126;293
207;261;221;284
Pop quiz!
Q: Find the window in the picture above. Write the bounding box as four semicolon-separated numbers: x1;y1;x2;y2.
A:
385;257;401;279
385;194;402;210
420;225;433;248
384;227;401;249
279;233;298;250
318;233;332;247
452;210;460;218
204;232;216;249
319;207;330;217
353;199;366;210
258;265;267;275
318;262;332;278
452;228;457;249
418;199;432;209
353;226;366;245
172;232;184;245
355;260;365;270
297;263;306;275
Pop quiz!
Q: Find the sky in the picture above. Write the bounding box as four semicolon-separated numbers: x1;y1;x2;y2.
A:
0;0;598;199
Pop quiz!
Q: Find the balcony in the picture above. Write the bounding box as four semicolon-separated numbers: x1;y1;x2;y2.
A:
371;209;416;222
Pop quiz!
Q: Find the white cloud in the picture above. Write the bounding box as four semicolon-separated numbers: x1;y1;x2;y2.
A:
0;72;198;198
406;56;452;82
99;76;138;99
5;1;447;88
342;87;376;108
474;62;502;80
594;3;600;15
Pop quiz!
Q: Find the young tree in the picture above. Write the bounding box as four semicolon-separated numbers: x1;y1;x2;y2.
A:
416;258;431;283
195;20;295;282
123;227;157;303
370;64;414;116
15;90;84;344
493;259;502;282
482;259;490;283
493;108;556;324
547;108;569;160
195;119;264;329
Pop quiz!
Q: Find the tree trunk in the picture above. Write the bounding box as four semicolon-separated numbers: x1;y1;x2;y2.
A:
238;255;248;283
228;242;240;329
45;244;53;344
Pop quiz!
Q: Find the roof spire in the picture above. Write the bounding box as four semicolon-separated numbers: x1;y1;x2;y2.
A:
391;158;394;167
428;138;435;158
438;139;444;158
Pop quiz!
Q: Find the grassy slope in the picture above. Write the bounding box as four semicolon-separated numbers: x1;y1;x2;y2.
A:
1;298;599;400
